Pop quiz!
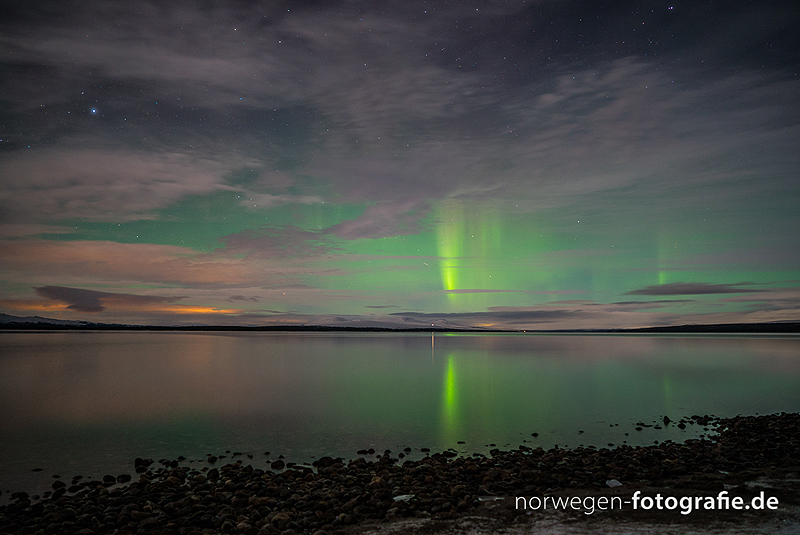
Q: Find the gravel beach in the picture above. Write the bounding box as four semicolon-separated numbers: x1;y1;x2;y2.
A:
2;413;799;535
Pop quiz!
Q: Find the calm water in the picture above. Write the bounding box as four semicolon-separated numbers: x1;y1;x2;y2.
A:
1;331;800;500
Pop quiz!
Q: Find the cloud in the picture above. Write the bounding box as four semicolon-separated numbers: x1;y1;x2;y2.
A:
0;1;486;117
304;56;799;227
0;148;242;222
607;300;694;310
391;308;582;328
2;1;797;230
718;288;800;311
0;144;332;225
0;223;76;238
673;246;800;270
0;1;797;329
0;240;268;289
493;301;691;312
0;285;246;319
0;2;289;109
625;282;763;296
443;289;584;295
220;227;335;259
34;285;180;313
325;200;431;239
227;295;260;303
239;193;323;210
444;289;524;294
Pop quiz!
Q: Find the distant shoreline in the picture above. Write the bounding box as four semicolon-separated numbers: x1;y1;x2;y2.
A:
1;316;799;334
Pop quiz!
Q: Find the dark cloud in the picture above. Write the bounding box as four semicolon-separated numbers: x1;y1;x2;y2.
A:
35;286;106;312
443;289;584;295
444;289;521;294
391;308;581;327
611;300;694;306
35;286;181;313
625;283;763;296
227;295;259;303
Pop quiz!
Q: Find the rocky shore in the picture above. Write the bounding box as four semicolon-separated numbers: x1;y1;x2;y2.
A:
1;413;799;535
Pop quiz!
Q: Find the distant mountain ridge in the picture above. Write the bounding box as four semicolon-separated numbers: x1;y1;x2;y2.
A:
0;313;95;326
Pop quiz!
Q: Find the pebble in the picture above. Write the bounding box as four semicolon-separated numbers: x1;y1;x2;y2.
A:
1;412;798;535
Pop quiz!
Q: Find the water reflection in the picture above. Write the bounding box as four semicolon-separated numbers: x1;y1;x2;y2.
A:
422;334;800;452
2;333;799;433
440;354;459;443
0;332;799;499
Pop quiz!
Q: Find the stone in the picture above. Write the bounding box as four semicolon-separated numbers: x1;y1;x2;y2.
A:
2;412;798;535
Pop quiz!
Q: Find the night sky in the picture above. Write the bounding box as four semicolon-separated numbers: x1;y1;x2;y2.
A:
1;0;798;329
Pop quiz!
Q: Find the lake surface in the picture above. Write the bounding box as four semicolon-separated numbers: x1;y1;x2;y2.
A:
1;331;799;500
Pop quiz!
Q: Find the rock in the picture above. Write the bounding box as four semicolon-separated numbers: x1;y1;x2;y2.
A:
2;412;798;535
138;516;160;529
271;512;291;525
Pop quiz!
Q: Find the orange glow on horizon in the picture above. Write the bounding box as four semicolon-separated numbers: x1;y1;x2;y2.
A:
0;300;70;312
157;305;243;315
0;300;243;316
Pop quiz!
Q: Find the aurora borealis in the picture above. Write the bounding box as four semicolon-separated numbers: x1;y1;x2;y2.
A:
0;0;798;329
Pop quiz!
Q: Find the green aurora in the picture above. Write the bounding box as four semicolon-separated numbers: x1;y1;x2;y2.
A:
0;0;798;329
